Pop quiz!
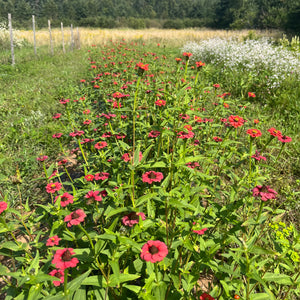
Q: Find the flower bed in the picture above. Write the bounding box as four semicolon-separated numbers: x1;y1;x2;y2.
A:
0;41;299;300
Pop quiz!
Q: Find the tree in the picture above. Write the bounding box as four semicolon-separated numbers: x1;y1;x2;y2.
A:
42;0;59;19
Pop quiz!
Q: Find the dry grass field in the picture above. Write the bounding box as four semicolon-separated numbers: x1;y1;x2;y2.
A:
15;27;281;48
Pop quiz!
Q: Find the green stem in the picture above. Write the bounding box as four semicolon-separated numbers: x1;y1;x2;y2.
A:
42;162;49;182
79;224;94;251
58;140;67;156
78;138;89;170
131;76;141;208
261;136;274;153
64;166;74;183
64;269;69;300
274;143;285;164
256;201;264;223
249;137;253;185
154;262;159;283
183;59;189;82
132;76;141;156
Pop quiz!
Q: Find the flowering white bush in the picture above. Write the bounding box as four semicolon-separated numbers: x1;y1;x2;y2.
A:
182;38;300;89
0;22;25;49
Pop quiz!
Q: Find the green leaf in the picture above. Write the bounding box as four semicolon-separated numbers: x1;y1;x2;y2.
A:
105;207;128;219
27;250;39;275
123;284;141;293
175;155;205;167
26;273;57;284
95;239;106;255
248;245;277;256
67;269;92;293
73;286;86;300
140;144;153;164
1;241;22;251
46;163;55;178
136;192;157;206
27;284;42;300
108;273;140;287
263;272;293;285
220;280;230;296
250;293;271;300
133;145;140;167
161;173;171;189
118;141;130;150
82;275;106;287
91;288;106;300
43;293;64;300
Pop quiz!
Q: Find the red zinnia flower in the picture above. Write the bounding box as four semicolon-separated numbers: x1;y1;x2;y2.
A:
177;131;194;139
46;182;62;194
46;235;61;247
192;228;208;235
251;150;266;161
122;212;146;227
0;202;8;214
252;185;277;201
83;109;90;115
213;83;220;88
52;113;62;119
184;125;193;131
69;130;85;137
155;99;166;107
267;127;282;137
83;119;92;125
142;171;164;184
148;130;161;138
55;192;74;207
140;240;168;263
179;113;190;120
84;174;94;181
186;162;200;169
52;133;63;139
196;61;205;68
64;209;86;227
49;269;64;286
228;115;245;128
136;62;149;71
52;248;79;269
246;128;262;138
94;141;108;150
121;151;143;163
36;155;48;162
277;135;292;143
85;191;102;204
213;136;222;142
183;52;192;58
200;293;215;300
95;172;109;181
58;159;68;166
248;92;256;98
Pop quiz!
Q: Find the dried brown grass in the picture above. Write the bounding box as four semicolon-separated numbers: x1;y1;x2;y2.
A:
15;28;281;48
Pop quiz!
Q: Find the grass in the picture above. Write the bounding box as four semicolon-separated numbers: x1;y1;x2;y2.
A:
0;46;90;205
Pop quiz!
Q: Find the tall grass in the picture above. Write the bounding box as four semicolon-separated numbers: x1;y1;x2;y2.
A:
15;28;282;48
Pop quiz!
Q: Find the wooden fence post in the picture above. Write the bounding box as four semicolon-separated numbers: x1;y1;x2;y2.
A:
32;15;37;56
61;22;65;53
48;19;53;55
8;13;15;66
70;24;74;51
76;27;81;50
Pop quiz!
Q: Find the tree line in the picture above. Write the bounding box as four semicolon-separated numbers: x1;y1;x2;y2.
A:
1;0;299;32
